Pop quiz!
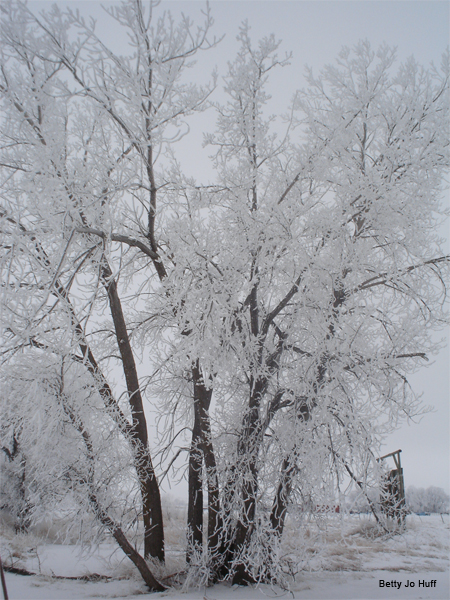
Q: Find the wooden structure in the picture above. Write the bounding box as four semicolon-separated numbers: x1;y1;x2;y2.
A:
377;449;406;524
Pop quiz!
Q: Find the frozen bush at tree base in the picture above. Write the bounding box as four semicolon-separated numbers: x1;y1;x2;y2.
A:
1;0;448;590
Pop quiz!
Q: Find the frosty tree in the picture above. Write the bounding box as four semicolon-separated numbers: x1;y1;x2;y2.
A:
0;0;217;590
148;31;449;584
1;0;449;591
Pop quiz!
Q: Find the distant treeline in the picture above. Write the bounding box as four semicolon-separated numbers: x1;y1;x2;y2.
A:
405;486;450;514
347;486;449;514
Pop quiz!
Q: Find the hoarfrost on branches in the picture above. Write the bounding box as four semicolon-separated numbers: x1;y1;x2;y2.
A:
1;0;448;590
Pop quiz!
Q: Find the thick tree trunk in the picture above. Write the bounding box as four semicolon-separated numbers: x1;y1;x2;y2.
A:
102;262;164;562
201;413;221;559
187;361;221;566
269;455;296;537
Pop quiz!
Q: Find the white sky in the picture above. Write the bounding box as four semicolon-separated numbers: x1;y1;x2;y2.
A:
28;0;450;494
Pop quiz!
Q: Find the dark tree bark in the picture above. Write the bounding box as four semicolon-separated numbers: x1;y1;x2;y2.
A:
201;408;221;560
1;433;32;534
187;420;203;562
187;360;221;568
101;260;164;562
110;524;166;592
88;492;165;591
269;454;297;538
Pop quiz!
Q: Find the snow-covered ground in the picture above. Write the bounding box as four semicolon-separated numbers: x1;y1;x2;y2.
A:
1;514;448;599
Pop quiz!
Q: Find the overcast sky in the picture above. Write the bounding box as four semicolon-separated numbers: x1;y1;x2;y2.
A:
28;0;450;495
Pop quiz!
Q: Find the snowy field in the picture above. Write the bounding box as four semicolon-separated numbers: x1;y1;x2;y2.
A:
1;513;448;600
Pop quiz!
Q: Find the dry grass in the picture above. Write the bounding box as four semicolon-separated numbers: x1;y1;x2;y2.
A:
1;509;448;586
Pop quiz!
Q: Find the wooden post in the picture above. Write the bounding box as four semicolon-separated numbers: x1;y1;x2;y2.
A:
377;450;406;525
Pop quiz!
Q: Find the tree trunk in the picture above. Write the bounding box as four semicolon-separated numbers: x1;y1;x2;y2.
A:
201;412;221;560
187;361;221;566
230;375;267;585
102;261;164;562
187;426;203;562
89;492;166;592
269;394;316;539
269;455;296;537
